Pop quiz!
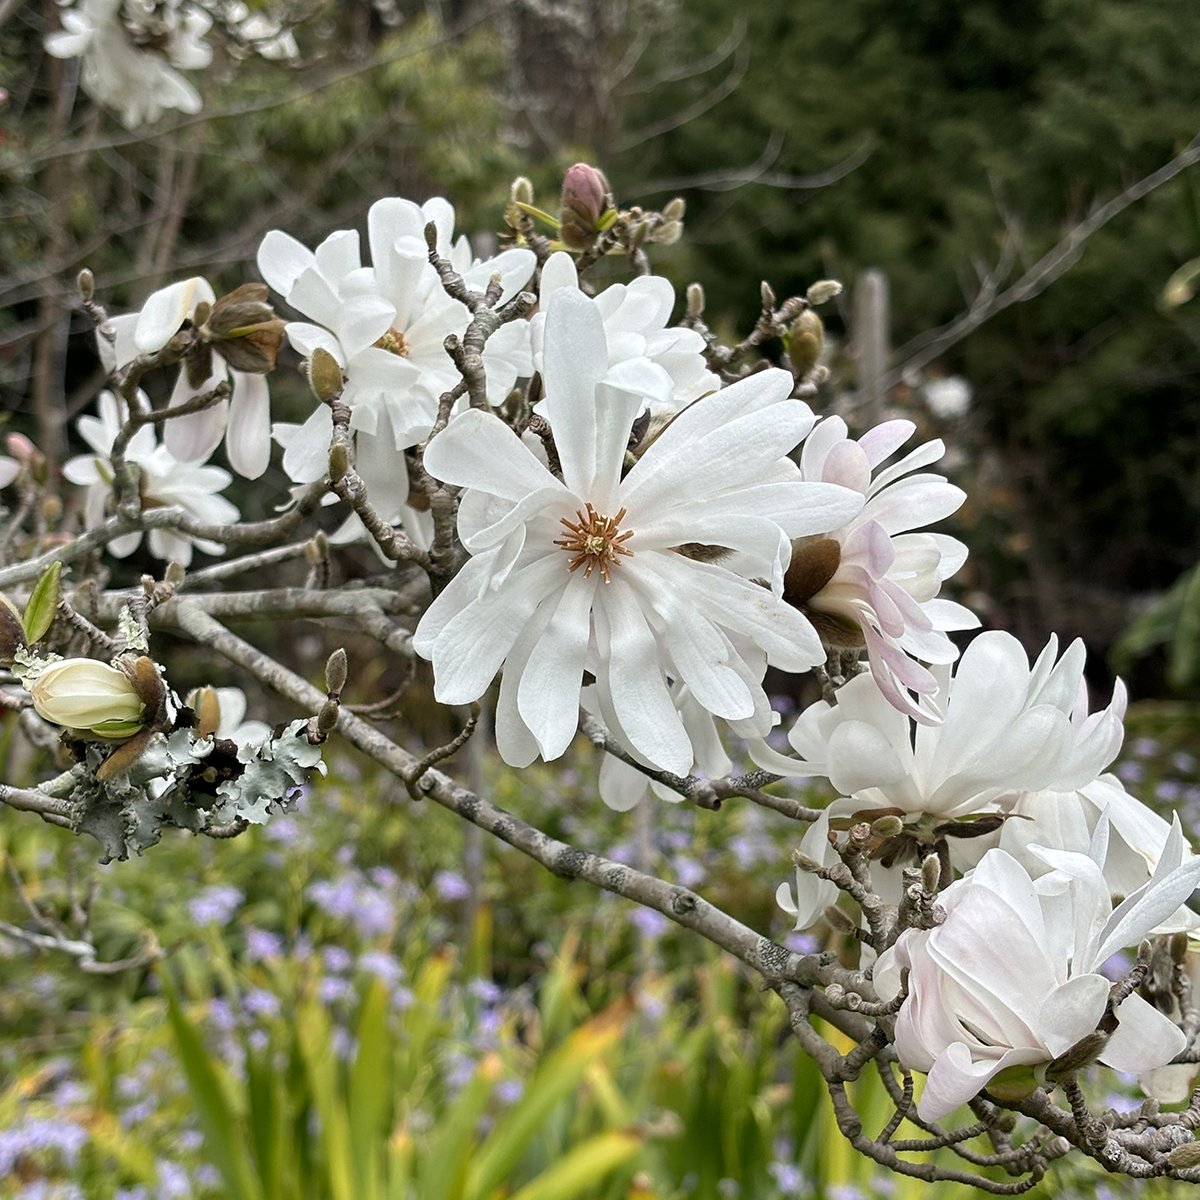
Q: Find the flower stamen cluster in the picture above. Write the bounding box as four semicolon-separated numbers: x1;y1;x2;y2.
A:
554;505;634;582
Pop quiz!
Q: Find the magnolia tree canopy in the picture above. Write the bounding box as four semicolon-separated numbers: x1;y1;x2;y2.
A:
4;5;1200;1190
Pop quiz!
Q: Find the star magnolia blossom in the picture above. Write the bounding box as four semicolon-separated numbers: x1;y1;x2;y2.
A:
98;277;271;479
984;773;1200;935
63;391;239;565
413;289;865;774
874;824;1200;1121
786;416;978;721
754;630;1126;821
45;0;211;128
531;251;718;417
257;196;536;479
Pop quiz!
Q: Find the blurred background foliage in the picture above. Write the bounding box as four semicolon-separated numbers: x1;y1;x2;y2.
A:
3;729;1198;1197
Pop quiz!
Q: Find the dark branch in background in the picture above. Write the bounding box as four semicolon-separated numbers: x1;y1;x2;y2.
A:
881;133;1200;391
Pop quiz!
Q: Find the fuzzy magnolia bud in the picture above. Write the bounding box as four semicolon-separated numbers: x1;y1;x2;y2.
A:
1167;1141;1200;1170
510;176;534;206
559;162;613;251
307;348;344;403
686;282;705;318
328;442;350;482
653;220;682;246
806;279;843;306
78;268;95;302
661;197;686;223
871;813;905;838
30;658;146;740
785;309;825;377
325;647;348;695
921;854;942;894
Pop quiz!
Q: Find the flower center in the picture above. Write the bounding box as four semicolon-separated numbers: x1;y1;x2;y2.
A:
375;326;410;357
554;504;634;583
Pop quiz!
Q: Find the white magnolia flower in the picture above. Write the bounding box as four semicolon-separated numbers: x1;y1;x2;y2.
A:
413;288;865;774
31;658;145;738
982;774;1200;935
874;824;1200;1120
753;630;1127;824
63;391;239;565
99;277;272;479
531;251;718;417
786;416;978;721
45;0;211;128
257;196;536;477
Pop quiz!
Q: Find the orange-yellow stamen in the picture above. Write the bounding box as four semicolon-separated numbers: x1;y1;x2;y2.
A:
554;504;634;582
375;326;410;357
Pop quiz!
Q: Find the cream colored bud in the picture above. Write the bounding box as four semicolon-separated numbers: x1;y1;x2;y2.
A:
785;309;825;377
806;279;843;306
921;854;942;893
510;176;534;206
30;658;146;739
761;281;776;310
164;561;186;587
78;269;95;302
662;197;686;222
686;282;705;318
653;219;682;245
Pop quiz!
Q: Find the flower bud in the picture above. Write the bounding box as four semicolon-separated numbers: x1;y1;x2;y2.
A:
510;176;534;206
0;593;28;664
325;647;348;695
188;685;222;739
5;432;38;464
307;348;344;402
686;282;705;318
871;813;905;839
30;658;146;739
328;442;350;482
653;219;682;246
785;309;825;377
78;268;95;302
559;162;614;251
661;197;686;223
207;284;285;374
806;279;843;306
1167;1141;1200;1169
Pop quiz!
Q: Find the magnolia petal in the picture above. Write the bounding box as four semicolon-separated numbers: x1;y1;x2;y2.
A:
596;581;692;775
226;372;271;479
1102;992;1188;1073
135;277;215;353
540;289;610;495
516;570;596;760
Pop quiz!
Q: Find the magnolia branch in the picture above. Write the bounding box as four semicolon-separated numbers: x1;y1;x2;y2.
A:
884;132;1200;389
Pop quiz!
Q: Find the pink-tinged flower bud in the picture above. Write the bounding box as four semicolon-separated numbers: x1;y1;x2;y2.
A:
30;658;146;739
5;433;37;463
559;162;613;251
